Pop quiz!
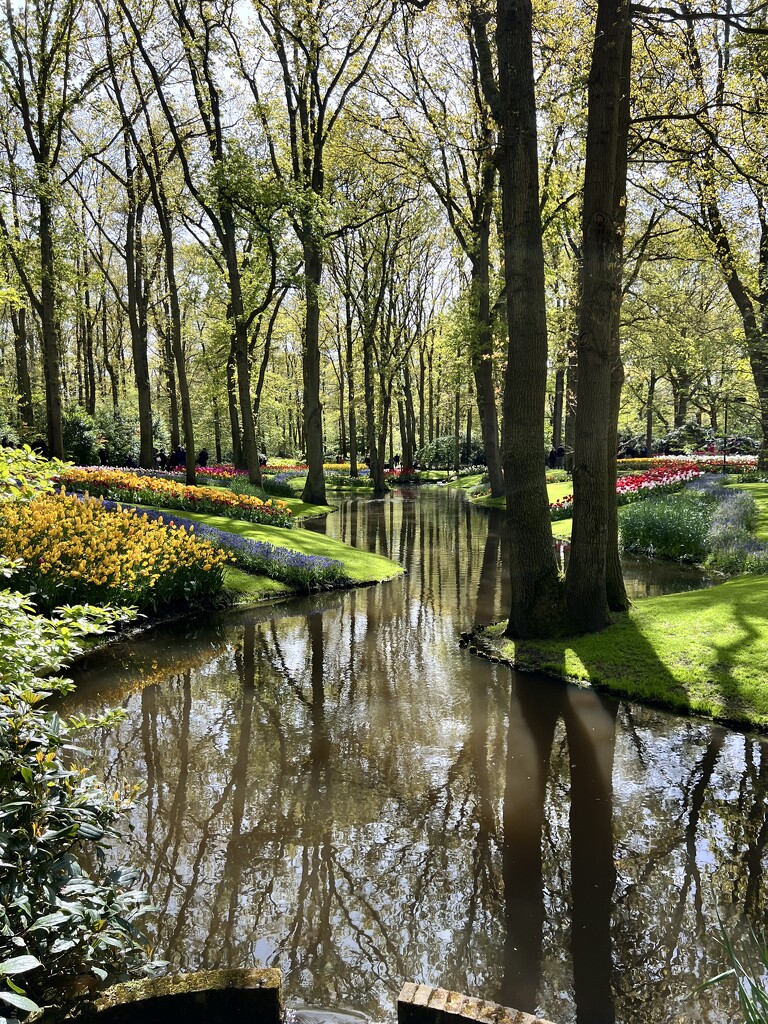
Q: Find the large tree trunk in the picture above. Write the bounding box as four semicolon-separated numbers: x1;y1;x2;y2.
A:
302;233;327;504
496;0;563;638
566;0;632;632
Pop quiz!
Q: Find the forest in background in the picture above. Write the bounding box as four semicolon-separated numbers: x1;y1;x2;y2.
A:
0;0;766;634
0;0;764;470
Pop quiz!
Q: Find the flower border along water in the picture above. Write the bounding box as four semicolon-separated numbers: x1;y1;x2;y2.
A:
56;467;293;527
101;503;348;591
550;462;704;521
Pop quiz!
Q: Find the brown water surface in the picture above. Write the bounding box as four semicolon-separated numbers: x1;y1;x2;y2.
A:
69;489;768;1024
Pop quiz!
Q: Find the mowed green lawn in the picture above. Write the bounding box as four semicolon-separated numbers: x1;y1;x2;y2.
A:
483;575;768;729
157;508;403;585
481;478;768;730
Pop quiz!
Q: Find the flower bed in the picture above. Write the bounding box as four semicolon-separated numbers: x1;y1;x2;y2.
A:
57;468;292;527
384;467;421;485
550;462;704;520
0;492;229;611
114;506;348;591
617;454;757;473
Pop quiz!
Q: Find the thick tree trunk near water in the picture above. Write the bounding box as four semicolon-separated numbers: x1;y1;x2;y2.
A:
494;0;563;638
566;0;632;632
302;234;327;505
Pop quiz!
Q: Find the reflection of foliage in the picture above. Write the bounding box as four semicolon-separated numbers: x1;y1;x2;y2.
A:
67;495;768;1023
0;561;159;1016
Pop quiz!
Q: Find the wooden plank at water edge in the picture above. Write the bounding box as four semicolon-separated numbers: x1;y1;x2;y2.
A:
397;983;557;1024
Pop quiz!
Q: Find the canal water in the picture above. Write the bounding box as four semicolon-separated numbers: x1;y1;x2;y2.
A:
68;488;768;1024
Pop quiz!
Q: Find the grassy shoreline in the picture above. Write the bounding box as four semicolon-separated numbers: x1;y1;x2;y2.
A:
477;480;768;732
151;507;404;603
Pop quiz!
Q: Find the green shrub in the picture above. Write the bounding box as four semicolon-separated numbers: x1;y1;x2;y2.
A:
0;562;162;1016
620;490;716;560
63;408;99;466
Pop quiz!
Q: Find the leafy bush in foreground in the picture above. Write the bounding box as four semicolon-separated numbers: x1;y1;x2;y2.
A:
0;565;160;1016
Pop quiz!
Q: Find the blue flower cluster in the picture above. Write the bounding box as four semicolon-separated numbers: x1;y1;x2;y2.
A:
99;501;347;590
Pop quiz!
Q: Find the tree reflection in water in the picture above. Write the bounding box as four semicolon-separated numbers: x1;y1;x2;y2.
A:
69;490;767;1024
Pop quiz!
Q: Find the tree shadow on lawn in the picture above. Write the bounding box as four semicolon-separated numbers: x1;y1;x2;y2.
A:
509;576;768;727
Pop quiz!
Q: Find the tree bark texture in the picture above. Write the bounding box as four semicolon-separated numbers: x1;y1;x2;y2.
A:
39;186;64;458
566;0;632;631
496;0;563;638
302;234;327;504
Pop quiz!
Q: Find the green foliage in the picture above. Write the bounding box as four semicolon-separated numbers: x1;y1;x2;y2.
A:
619;490;716;560
93;409;139;467
701;918;768;1023
239;475;296;499
0;563;161;1016
704;491;768;576
62;408;99;466
0;447;65;501
417;433;485;468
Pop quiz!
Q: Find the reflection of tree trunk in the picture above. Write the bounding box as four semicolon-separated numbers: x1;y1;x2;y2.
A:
211;623;256;963
563;689;617;1024
475;519;501;625
500;680;560;1013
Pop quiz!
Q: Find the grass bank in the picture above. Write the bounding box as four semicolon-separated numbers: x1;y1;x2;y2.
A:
727;482;768;540
479;574;768;731
473;481;574;535
156;507;403;595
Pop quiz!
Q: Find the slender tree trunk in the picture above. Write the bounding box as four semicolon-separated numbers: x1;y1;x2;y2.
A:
470;202;505;496
418;344;426;453
39;187;64;457
454;390;461;473
226;341;242;468
125;182;154;468
11;307;34;432
340;280;358;477
302;233;327;504
645;370;656;454
552;365;565;450
496;0;563;637
565;342;577;472
213;397;223;463
83;274;96;416
566;0;632;631
102;293;119;410
163;307;181;452
162;226;196;485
